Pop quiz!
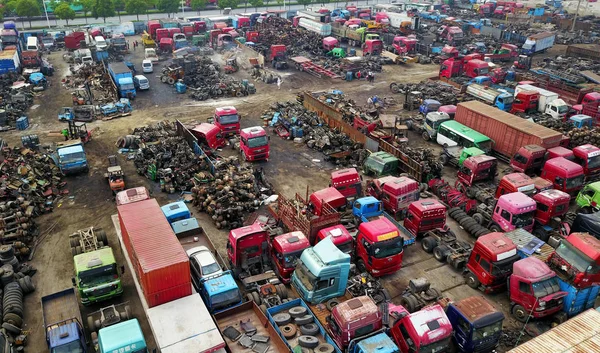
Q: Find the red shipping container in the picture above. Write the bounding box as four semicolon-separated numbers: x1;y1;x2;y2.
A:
455;101;563;158
117;199;191;307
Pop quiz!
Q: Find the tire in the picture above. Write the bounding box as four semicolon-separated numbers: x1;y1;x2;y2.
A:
439;154;449;165
466;272;480;289
259;304;268;315
463;219;477;229
289;306;308;318
421;237;437;253
273;312;291;326
294;314;314;325
160;75;168;83
69;238;79;248
489;224;502;232
433;245;450;262
298;335;320;349
474;228;488;238
400;294;419;313
75;246;82;255
71;247;78;257
448;207;461;218
428;287;442;299
251;291;261;305
246;293;253;303
87;315;96;331
357;260;367;273
277;284;288;299
167;77;175;85
281;323;297;339
2;323;20;335
472;213;484;225
422;131;430;141
315;343;335;353
299;323;319;336
98;241;105;248
512;304;529;322
0;246;13;259
3;313;22;328
459;217;470;227
326;298;340;311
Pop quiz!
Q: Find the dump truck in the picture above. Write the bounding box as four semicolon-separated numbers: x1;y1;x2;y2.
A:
108;62;136;99
42;288;87;352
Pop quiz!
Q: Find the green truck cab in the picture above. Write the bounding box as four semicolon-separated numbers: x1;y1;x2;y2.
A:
576;181;600;213
363;151;399;177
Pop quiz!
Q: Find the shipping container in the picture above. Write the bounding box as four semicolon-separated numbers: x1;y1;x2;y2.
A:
117;199;191;308
0;49;20;74
454;101;562;158
298;18;332;36
507;308;600;353
566;44;600;61
558;278;600;317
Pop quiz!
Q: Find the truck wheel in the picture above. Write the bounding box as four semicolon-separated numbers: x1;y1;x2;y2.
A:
251;291;261;305
273;312;291;326
422;131;430;141
439;154;449;165
433;245;450;263
281;324;297;339
512;304;529;322
472;213;484;225
400;294;419;313
489;225;502;233
277;284;288;299
463;219;477;230
294;314;313;325
299;323;319;336
87;315;96;332
466;272;480;289
427;287;442;299
326;299;340;312
75;246;82;255
533;228;549;242
357;260;367;273
421;237;437;253
289;306;308;318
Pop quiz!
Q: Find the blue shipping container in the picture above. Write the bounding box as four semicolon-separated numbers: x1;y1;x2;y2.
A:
559;278;600;317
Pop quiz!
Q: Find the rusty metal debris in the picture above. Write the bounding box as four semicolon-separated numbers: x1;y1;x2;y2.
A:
62;62;118;105
0;73;35;129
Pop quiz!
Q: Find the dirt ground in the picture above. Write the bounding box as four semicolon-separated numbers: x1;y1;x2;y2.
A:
12;36;570;353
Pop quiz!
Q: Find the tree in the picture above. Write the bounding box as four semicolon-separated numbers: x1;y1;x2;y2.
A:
145;0;155;20
296;0;310;8
125;0;145;20
16;0;40;28
218;0;236;10
92;0;114;22
75;0;93;23
54;2;75;24
248;0;261;11
190;0;205;14
157;0;177;17
113;0;124;20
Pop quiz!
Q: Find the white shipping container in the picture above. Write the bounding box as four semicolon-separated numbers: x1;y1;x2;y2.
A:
515;84;559;113
120;22;135;36
386;12;412;28
298;18;332;36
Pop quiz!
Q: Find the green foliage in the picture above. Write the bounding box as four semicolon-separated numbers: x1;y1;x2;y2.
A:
190;0;205;11
92;0;115;22
248;0;261;11
75;0;93;23
113;0;124;15
217;0;237;10
296;0;311;8
16;0;40;28
54;1;76;24
124;0;145;20
157;0;177;16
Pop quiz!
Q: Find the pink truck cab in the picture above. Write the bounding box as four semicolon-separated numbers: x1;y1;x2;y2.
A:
547;146;574;161
330;168;362;201
365;176;420;218
438;104;457;119
540;157;585;195
309;187;347;216
323;36;339;51
492;192;536;232
390;304;453;353
392;36;417;55
239;126;269;161
270;231;310;284
213;106;240;137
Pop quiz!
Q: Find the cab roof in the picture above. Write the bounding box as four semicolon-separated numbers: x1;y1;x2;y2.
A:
215;106;237;114
370;151;398;163
331;168;359;183
359;217;398;236
406;304;452;345
463;155;496;169
229;222;265;242
318;225;352;244
544;157;584;173
333;296;379;324
521;144;546;154
533;189;570;204
566;232;600;261
409;198;445;212
501;173;533;188
240;126;266;138
99;319;145;353
547;146;573;157
512;257;554;281
160;201;189;221
452;296;503;327
380;176;418;191
476;232;517;259
311;187;345;204
202;273;238;295
498;192;536;209
74;247;115;273
573;143;600;154
192;123;220;135
570;114;592;123
273;231;310;253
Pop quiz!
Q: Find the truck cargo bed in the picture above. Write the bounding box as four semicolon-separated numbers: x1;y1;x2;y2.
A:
42;288;81;328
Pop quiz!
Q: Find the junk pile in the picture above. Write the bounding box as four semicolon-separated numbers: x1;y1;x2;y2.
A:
192;161;274;229
564;126;600;148
264;100;368;167
389;80;459;105
252;17;323;57
0;73;35;129
63;63;117;104
122;121;212;193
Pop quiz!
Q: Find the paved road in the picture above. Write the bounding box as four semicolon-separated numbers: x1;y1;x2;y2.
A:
10;0;394;29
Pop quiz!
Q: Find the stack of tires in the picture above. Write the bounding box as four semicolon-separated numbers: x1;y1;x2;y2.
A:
2;282;23;335
448;207;491;238
274;306;335;353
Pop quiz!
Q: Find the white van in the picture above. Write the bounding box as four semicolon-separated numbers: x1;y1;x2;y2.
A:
26;37;39;51
141;59;153;73
134;75;150;90
95;36;108;51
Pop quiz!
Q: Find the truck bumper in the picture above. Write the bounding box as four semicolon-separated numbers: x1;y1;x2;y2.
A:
245;152;269;161
532;304;563;318
81;286;123;306
370;263;402;277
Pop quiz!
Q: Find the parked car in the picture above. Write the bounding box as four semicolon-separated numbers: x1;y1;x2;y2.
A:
134;75;150;90
142;59;153;73
186;246;223;289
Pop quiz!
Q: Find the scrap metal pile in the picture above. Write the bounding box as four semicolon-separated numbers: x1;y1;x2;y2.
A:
390;80;459;105
265;100;368;167
191;160;274;229
536;121;600;148
252;17;324;57
63;63;118;104
0;73;35;129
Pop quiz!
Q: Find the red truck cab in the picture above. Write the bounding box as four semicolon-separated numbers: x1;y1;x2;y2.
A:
328;296;382;349
511;90;539;114
533;189;570;241
532;177;553;193
570;92;600;115
156;28;170;42
366;176;420;218
390;304;453;353
403;199;446;238
168;28;181;38
245;31;258;42
572;144;600;181
458;155;498;187
191;123;226;150
309;187;347;216
159;38;173;52
239;126;269;162
213;106;240;137
356;218;404;277
440;56;463;78
510;145;546;175
363;39;383;56
466;232;520;293
194;21;207;33
509;257;567;322
547;146;574;161
540;157;585;195
270;231;310;284
392;36;417;55
227;223;270;279
495;173;535;198
315;224;354;255
464;59;490;78
330;168;362;201
548;232;600;288
148;20;161;38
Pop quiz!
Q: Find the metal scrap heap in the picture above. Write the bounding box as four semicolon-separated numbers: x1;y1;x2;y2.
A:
252;17;323;57
0;73;35;129
63;62;118;104
390;80;459;105
192;160;274;230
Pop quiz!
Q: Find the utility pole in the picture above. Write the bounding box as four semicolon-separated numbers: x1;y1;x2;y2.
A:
42;0;51;29
572;0;583;32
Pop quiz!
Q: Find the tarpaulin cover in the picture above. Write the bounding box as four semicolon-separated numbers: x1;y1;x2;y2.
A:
571;212;600;239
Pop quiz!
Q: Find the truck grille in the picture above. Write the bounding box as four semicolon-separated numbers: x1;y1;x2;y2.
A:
88;284;116;297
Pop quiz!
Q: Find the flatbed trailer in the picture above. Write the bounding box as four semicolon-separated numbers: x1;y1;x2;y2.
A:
111;214;226;353
290;56;340;79
42;288;83;338
421;228;472;270
214;301;288;353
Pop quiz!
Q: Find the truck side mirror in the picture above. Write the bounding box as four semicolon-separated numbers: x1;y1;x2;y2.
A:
71;277;76;286
121;265;125;274
207;117;214;124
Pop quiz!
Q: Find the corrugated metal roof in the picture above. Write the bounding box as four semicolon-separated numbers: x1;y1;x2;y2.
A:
508;309;600;353
457;101;561;140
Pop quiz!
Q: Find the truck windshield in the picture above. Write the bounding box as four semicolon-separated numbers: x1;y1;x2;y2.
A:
558;105;568;114
247;136;268;148
419;336;451;353
511;211;534;227
512;153;527;165
218;114;239;124
588;156;600;169
373;237;403;259
283;250;304;267
532;277;560;297
52;340;83;353
79;264;117;286
211;288;241;311
121;83;135;90
555;241;598;274
565;175;584;190
338;240;353;255
491;256;518;277
295;260;316;291
472;320;502;341
61;152;86;164
477;140;492;153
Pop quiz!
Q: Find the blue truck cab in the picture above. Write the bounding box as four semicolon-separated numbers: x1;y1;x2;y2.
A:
352;196;416;246
56;142;88;175
569;114;594;129
161;201;192;224
42;288;88;353
108;62;136;99
291;237;351;304
419;99;441;115
199;271;242;314
445;296;505;353
98;319;147;353
348;332;399;353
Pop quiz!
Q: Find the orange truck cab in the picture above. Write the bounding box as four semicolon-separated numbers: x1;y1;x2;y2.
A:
532;189;571;242
540;157;585;195
356;218;404;277
239;126;270;162
572;144;600;182
495;173;535;199
403;199;446;238
365;176;420;218
309;187;347;216
547;232;600;288
390;304;453;353
270;231;310;284
457;155;498;187
191;123;226;151
330;168;362;201
465;232;520;293
213;106;240;137
328;296;382;350
509;257;567;322
227;222;270;279
510;90;539;115
510;144;546;175
315;224;354;255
